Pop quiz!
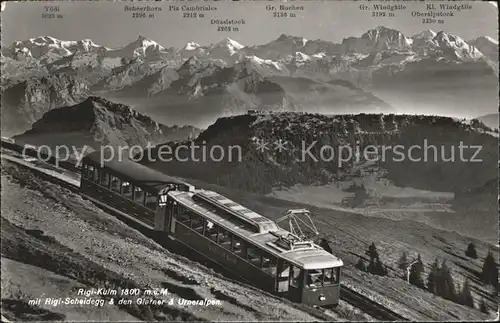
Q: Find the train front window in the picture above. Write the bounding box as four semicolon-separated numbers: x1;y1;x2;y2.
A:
305;269;323;288
323;268;338;285
304;268;340;288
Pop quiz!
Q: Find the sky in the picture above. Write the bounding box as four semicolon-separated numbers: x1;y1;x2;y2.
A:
1;1;498;49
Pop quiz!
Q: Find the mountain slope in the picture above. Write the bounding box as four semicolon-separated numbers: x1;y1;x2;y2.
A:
1;74;90;136
468;36;498;62
101;56;393;128
474;113;499;129
14;96;200;151
142;113;496;194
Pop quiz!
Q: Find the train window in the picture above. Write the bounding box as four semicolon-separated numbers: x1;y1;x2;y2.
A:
323;268;335;285
278;262;290;280
87;165;95;181
204;221;219;242
93;167;99;183
290;266;303;287
158;194;168;207
218;229;232;250
305;269;323;288
134;186;145;204
232;235;246;256
110;176;121;192
177;205;191;225
277;261;291;292
145;192;157;210
262;252;277;274
190;213;204;234
121;181;132;198
246;245;262;267
99;171;110;187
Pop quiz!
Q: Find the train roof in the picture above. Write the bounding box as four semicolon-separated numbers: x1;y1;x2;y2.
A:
168;189;343;270
82;150;193;193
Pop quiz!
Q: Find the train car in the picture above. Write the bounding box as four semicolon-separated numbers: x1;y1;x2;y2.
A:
80;152;343;307
80;151;194;230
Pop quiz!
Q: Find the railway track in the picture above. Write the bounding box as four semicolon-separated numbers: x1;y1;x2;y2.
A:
0;140;408;321
341;287;407;321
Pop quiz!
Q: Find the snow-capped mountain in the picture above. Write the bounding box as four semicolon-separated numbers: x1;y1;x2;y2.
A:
429;31;483;61
107;35;168;60
343;26;413;53
468;36;499;62
177;37;245;61
184;42;201;51
243;34;340;60
213;38;244;54
2;36;103;63
413;29;438;40
3;28;494;85
2;26;497;132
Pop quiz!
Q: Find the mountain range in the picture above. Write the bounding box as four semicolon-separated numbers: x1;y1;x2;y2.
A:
1;26;498;135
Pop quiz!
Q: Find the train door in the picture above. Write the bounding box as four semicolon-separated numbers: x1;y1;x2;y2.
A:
167;198;178;236
276;260;291;293
288;265;305;302
155;193;168;231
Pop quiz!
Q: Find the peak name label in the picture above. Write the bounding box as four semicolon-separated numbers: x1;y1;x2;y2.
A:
124;5;162;19
265;4;304;18
41;5;63;19
170;4;217;19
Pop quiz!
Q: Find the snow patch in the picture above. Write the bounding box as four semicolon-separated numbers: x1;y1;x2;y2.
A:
295;52;311;62
185;42;200;50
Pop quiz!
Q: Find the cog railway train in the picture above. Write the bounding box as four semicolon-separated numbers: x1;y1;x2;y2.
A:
80;151;343;307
